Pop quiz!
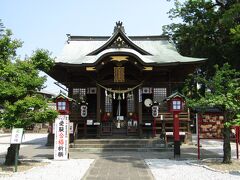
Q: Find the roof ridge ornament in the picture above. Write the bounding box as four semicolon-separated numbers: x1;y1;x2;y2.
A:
113;21;125;34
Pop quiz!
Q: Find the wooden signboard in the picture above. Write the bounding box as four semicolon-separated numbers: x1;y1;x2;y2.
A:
11;128;24;144
199;114;224;139
197;112;240;159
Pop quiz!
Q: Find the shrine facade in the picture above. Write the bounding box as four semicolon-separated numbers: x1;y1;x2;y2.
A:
48;22;205;139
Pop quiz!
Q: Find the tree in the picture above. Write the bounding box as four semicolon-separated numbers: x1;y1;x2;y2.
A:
163;0;240;164
183;63;240;163
163;0;240;72
0;20;58;165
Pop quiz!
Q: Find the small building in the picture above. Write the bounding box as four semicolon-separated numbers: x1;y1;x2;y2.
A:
48;22;205;138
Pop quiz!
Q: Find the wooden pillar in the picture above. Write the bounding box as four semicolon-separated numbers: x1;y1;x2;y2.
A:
68;87;74;142
173;112;180;156
138;87;143;137
97;84;101;137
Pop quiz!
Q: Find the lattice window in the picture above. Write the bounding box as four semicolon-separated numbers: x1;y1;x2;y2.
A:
73;88;80;95
127;95;134;112
57;101;66;110
79;88;86;96
72;88;86;102
73;88;86;95
105;95;112;112
173;100;181;110
153;88;167;102
114;67;125;82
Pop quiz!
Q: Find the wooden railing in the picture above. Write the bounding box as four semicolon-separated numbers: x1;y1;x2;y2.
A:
155;111;191;133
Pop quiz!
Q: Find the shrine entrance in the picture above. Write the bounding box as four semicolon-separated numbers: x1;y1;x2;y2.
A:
112;96;127;118
48;22;205;139
112;95;128;135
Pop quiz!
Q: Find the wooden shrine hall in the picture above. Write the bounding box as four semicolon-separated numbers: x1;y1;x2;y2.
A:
48;22;205;139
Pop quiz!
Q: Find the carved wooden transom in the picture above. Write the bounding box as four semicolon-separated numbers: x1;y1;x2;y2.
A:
110;36;129;48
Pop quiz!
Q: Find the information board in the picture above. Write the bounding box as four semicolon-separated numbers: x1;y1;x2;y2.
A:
199;113;224;139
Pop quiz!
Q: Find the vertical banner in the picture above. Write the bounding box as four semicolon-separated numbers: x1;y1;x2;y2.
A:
69;122;74;134
54;115;69;160
139;88;142;102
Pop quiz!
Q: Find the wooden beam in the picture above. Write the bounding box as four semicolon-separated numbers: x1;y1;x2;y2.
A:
110;56;129;62
143;66;153;71
86;67;96;71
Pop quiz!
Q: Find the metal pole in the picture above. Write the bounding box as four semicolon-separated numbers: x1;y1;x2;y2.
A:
14;144;19;172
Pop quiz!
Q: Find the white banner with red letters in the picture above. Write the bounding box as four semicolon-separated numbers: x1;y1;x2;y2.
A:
54;115;69;160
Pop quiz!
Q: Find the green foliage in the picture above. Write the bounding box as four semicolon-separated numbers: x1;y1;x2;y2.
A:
31;49;55;73
183;63;240;163
233;114;240;125
0;22;58;129
230;25;240;44
0;20;22;64
163;0;240;71
0;59;46;104
184;63;240;121
1;96;58;128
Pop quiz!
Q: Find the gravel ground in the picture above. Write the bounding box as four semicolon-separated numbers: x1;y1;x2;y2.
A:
145;159;240;180
0;159;94;180
0;134;94;180
0;134;48;155
192;134;238;158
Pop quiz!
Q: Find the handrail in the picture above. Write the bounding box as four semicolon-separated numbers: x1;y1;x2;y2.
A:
74;123;78;142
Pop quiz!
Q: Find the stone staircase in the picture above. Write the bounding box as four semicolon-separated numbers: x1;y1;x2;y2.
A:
69;138;172;153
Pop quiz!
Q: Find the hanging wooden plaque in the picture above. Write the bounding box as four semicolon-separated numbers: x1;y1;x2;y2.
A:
114;67;125;82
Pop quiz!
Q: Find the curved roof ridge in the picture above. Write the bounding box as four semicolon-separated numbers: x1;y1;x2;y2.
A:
87;24;152;56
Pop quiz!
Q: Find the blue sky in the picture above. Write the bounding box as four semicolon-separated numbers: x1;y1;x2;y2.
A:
1;0;182;94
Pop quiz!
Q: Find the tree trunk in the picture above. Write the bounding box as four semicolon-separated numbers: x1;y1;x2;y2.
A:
4;144;21;166
223;125;232;163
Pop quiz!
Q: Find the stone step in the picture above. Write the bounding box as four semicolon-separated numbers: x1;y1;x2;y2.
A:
73;139;164;145
70;138;169;153
71;143;166;148
69;147;172;153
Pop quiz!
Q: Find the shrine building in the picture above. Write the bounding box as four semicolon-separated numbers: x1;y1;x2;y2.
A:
48;22;205;139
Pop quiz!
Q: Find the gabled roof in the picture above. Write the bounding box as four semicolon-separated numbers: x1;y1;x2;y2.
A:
165;92;185;101
56;22;206;65
87;22;152;56
55;93;75;102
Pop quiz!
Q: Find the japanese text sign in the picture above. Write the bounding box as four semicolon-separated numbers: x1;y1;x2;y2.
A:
54;115;69;160
10;128;24;144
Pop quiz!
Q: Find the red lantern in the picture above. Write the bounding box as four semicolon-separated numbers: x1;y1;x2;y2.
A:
165;92;185;157
56;93;73;115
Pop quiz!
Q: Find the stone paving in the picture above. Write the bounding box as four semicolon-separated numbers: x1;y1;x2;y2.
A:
70;146;221;180
1;133;238;180
82;156;153;180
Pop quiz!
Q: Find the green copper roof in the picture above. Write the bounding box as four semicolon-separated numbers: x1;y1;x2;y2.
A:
56;22;206;65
